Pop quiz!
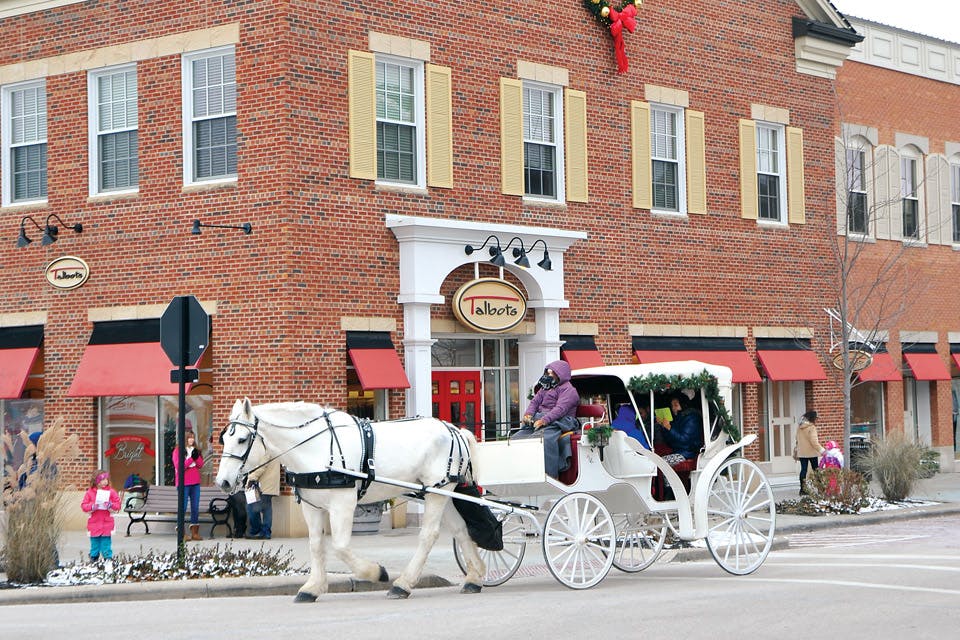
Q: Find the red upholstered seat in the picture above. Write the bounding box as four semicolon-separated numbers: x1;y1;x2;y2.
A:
558;433;581;485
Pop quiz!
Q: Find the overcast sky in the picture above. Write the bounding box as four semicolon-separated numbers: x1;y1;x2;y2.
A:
831;1;960;44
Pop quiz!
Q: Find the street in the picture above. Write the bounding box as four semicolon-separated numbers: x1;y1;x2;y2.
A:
3;515;959;640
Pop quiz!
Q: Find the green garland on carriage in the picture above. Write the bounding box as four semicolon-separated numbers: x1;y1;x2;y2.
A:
627;369;740;441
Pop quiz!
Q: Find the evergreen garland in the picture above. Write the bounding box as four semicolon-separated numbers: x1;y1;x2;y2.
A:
627;369;741;441
582;0;640;29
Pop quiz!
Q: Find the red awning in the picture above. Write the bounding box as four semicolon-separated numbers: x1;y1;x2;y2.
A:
756;350;827;381
858;352;902;382
348;348;411;390
952;354;960;370
561;348;604;370
903;352;951;381
0;347;40;399
633;350;762;383
68;343;191;397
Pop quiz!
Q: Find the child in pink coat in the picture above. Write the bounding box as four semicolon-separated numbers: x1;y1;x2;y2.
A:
80;469;121;565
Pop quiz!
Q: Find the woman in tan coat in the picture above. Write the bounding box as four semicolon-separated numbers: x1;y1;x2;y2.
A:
245;440;281;539
795;411;824;495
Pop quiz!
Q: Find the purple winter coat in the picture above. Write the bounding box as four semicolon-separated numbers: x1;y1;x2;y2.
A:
524;359;580;425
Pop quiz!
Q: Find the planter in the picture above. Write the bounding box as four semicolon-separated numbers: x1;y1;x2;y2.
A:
352;502;385;535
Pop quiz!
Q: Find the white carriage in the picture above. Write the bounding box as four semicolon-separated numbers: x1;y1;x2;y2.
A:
453;361;776;589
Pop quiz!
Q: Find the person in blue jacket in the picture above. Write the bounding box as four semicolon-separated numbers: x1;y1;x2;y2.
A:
611;403;650;449
655;393;703;466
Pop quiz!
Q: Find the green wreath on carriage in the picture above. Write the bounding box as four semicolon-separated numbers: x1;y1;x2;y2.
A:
627;369;740;441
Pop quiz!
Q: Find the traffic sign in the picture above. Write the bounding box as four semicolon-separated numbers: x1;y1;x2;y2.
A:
160;295;209;367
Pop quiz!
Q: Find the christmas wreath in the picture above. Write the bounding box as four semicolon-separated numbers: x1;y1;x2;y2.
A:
582;0;642;73
627;369;741;441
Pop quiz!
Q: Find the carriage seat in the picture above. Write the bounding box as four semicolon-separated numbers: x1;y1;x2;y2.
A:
603;431;656;478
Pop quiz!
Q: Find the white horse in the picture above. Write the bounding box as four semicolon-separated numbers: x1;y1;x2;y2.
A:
215;398;488;601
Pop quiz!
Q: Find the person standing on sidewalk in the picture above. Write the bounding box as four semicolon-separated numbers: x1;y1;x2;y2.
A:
795;411;824;495
172;432;205;540
246;456;280;539
80;469;120;570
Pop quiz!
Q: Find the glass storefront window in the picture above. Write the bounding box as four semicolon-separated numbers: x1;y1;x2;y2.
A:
159;394;214;486
432;339;481;367
851;382;884;441
1;399;45;486
346;369;386;420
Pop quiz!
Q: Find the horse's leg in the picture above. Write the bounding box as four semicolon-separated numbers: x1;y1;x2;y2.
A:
443;502;486;593
327;493;389;584
294;503;328;602
388;492;447;599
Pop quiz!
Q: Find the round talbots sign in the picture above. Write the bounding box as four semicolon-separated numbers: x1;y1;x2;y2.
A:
45;256;90;290
832;349;873;372
452;278;527;333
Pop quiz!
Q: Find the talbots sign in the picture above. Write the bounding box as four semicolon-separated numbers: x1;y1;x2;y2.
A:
45;256;90;290
452;278;527;333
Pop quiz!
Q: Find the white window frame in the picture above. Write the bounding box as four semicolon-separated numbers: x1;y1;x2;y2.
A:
649;103;686;215
522;81;565;203
951;160;960;245
181;46;237;186
374;54;426;188
756;122;786;224
88;64;138;196
846;147;869;236
2;79;48;206
900;152;920;240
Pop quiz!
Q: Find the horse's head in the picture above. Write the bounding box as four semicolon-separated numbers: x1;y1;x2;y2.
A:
215;397;265;493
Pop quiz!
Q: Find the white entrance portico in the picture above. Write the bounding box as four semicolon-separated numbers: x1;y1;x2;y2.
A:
386;214;587;418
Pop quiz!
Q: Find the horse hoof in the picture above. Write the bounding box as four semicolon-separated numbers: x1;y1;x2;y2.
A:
294;591;318;603
386;586;410;599
461;582;482;594
378;565;390;582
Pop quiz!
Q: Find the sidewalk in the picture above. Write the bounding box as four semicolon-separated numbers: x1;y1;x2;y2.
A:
3;471;959;605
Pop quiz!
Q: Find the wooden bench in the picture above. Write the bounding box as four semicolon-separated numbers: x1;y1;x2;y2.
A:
122;485;233;538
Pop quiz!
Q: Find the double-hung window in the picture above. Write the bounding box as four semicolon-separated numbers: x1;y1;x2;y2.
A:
952;163;960;243
650;105;685;213
523;83;563;200
901;156;919;239
376;56;424;186
846;148;868;234
756;123;785;222
183;47;236;184
89;66;138;194
3;81;47;204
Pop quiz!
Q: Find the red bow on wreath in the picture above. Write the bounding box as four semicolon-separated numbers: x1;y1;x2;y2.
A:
608;4;638;73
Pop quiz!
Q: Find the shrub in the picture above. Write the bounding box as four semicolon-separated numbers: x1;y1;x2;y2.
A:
857;434;923;501
804;468;870;514
918;448;940;479
1;418;79;584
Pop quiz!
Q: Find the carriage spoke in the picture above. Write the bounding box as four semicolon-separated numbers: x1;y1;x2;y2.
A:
706;458;775;576
543;493;615;589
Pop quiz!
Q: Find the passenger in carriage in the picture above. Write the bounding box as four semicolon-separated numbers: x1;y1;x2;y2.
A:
514;359;580;479
611;403;651;449
655;392;704;467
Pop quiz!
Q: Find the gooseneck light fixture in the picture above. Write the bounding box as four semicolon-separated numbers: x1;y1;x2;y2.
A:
191;219;253;235
16;216;44;248
41;213;84;246
464;235;552;271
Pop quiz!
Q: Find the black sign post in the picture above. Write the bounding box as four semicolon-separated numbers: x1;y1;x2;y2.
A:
160;295;209;564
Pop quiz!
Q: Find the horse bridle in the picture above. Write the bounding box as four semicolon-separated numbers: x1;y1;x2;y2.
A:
219;417;260;466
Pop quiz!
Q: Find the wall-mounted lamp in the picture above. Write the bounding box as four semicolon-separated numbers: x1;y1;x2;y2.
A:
464;235;552;271
16;216;44;248
41;213;84;246
191;220;253;235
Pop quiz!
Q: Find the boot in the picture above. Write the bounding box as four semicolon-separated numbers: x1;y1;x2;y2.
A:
190;524;202;541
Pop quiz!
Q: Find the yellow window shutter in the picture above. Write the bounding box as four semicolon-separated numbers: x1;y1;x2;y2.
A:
631;100;651;209
426;64;453;189
500;78;524;196
787;126;806;224
565;89;588;203
348;50;377;181
685;110;707;214
738;119;757;220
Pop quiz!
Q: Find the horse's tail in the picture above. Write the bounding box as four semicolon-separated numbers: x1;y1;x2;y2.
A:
460;428;480;485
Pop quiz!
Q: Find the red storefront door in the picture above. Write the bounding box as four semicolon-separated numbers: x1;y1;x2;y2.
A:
432;371;482;439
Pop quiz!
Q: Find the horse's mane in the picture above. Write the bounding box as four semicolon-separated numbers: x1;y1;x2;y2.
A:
252;401;340;429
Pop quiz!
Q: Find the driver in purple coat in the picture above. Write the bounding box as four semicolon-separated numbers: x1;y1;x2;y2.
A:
513;359;580;478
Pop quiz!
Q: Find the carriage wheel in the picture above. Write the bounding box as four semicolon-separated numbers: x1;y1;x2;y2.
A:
705;457;776;576
542;493;615;589
453;511;527;587
610;512;668;573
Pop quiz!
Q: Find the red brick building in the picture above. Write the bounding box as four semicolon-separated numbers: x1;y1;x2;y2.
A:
834;16;960;466
0;0;867;533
